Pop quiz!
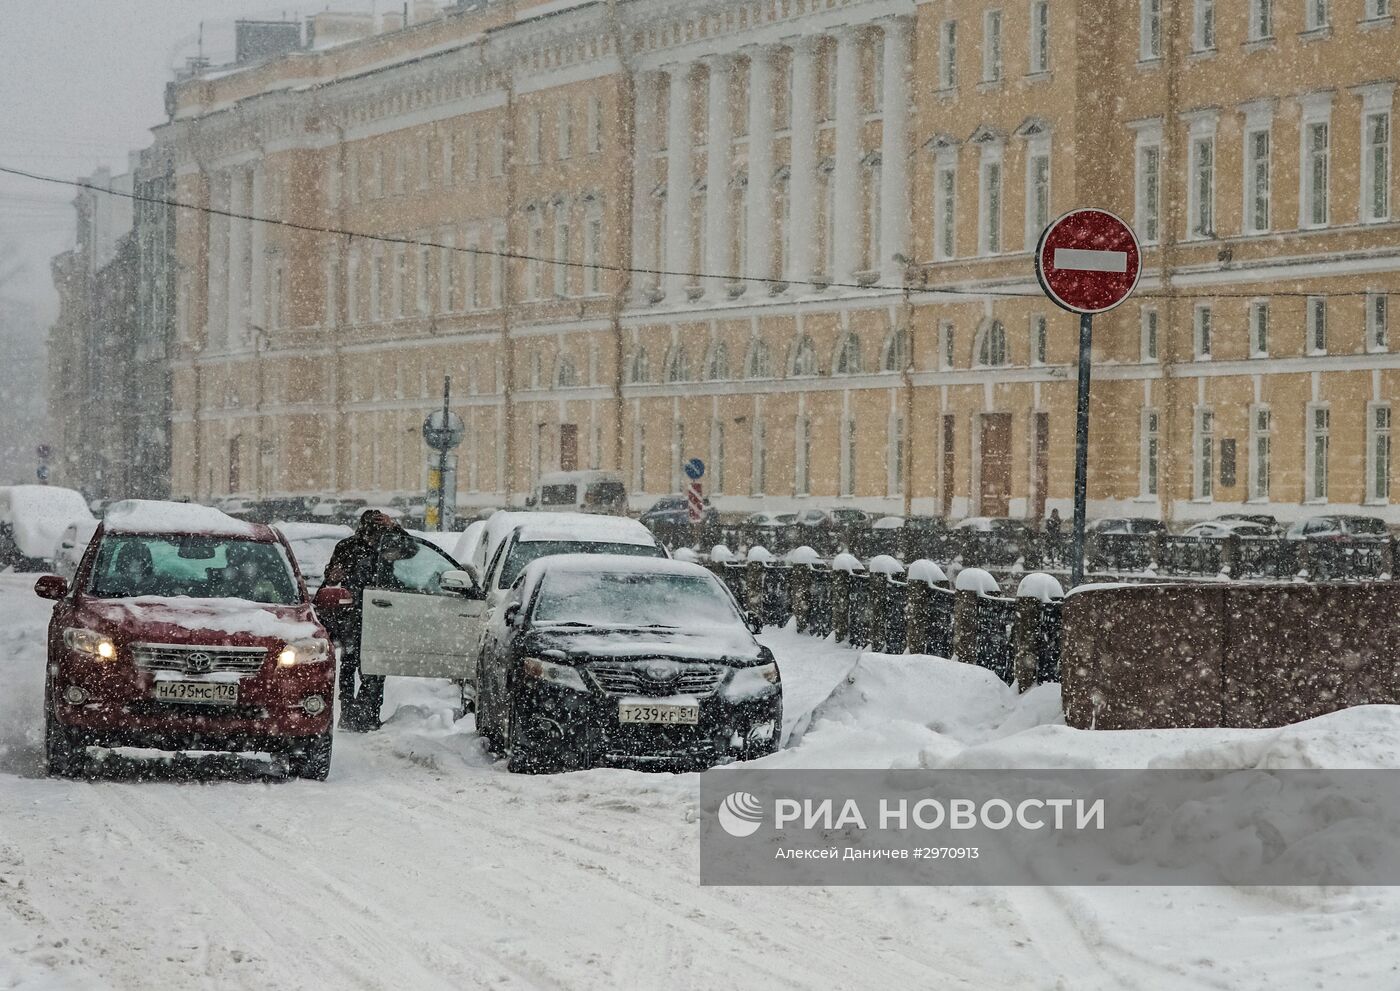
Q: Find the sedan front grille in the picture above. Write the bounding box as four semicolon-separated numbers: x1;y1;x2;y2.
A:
131;642;268;675
587;661;727;698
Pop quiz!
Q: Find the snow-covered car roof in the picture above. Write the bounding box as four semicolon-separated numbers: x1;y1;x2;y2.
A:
872;516;905;530
451;519;488;567
513;514;656;546
0;485;96;558
409;528;462;558
518;553;727;603
480;510;608;565
273;521;353;542
102;499;262;539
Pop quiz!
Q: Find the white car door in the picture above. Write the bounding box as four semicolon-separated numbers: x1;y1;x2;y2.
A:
359;537;487;680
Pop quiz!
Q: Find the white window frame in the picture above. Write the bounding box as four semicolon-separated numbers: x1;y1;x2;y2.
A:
1299;93;1333;229
1249;405;1272;502
1366;0;1392;18
416;242;431;315
584;200;604;295
525;109;543;164
1194;303;1213;360
1368;402;1393;504
1368;292;1390;352
1306;403;1330;503
1194;407;1215;500
1140;0;1162;60
1141;407;1160;497
1132;120;1163;244
1242;100;1274;235
939;319;957;370
587;95;604;154
939;20;958;89
1305;0;1329;31
982;10;1003;83
1249;299;1270;357
553;200;571;298
934;153;958;260
1025;136;1052;249
1249;0;1273;40
1185;112;1218;240
1358;84;1395;223
1193;0;1216;51
557;101;572;161
1307;295;1327;354
1141;307;1159;361
1029;0;1050;75
978;141;1004;255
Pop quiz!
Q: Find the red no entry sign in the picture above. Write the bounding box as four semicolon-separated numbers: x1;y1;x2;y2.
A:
1035;209;1142;314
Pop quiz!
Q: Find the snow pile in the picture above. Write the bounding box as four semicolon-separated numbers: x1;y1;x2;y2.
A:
954;566;1000;595
0;485;93;560
103;499;255;537
745;545;774;564
1016;572;1064;601
709;544;736;563
831;552;863;573
513;515;655;546
785;545;820;566
93;597;319;640
906;559;947;585
867;554;904;575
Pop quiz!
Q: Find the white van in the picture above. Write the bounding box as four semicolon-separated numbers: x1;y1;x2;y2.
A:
525;471;628;515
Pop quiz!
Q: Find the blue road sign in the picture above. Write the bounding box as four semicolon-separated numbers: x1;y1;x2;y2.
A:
684;458;705;480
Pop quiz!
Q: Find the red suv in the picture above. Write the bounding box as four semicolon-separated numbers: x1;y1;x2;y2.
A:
36;501;342;779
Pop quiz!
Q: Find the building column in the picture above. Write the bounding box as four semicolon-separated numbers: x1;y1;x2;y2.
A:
879;17;912;284
630;72;659;300
663;63;694;301
832;26;862;282
249;165;266;335
703;54;733;296
787;36;819;287
744;45;776;286
225;171;247;347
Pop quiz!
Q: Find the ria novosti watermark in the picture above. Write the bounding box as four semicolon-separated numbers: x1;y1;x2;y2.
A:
699;769;1400;886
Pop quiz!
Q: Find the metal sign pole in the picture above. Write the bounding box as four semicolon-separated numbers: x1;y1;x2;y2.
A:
1070;312;1093;588
438;375;450;533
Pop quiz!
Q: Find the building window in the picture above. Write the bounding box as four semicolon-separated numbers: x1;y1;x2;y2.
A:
940;320;956;369
439;231;455;313
1249;0;1274;38
935;162;957;259
665;345;690;383
983;10;1003;83
392;246;407;318
795;415;810;496
1305;0;1329;31
1369;293;1390;351
1029;1;1050;74
1303;120;1330;227
889;414;906;494
1250;300;1270;356
587;95;604;154
491;224;506;306
1030;314;1048;364
791;335;818;376
1250;406;1272;501
633;420;646;491
1370;404;1393;504
1136;138;1161;243
1191;134;1215;238
1193;0;1216;50
628;345;649;383
1195;408;1215;500
1307;404;1330;502
840;416;857;497
835;332;863;375
369;248;383;321
493;124;507;177
751;417;767;496
1141;409;1160;497
980;156;1002;255
883;329;910;372
553;202;571;297
1365;111;1392;223
864;158;881;271
558;101;572;160
1307;295;1327;353
711;420;726;495
584;202;604;295
416;244;431;315
525;110;542;164
526;209;544;300
746;339;772;378
1245;127;1271;233
1026;145;1051;248
1141;0;1162;59
706;342;730;381
1141;308;1159;361
939;20;958;89
1368;0;1391;18
976;320;1009;367
818;164;834;274
1194;304;1213;359
346;248;361;324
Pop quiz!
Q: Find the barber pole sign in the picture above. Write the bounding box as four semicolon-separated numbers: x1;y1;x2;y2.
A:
684;458;706;523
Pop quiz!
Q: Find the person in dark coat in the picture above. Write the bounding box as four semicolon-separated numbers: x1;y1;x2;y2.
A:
1044;508;1064;564
322;510;415;732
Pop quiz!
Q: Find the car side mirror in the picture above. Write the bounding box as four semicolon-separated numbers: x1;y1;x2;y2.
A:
440;569;483;598
34;575;69;601
313;585;353;610
504;602;523;627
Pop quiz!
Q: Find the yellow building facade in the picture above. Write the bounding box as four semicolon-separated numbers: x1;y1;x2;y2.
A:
164;0;1399;524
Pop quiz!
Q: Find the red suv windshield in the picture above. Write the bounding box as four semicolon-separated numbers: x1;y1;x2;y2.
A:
87;534;301;604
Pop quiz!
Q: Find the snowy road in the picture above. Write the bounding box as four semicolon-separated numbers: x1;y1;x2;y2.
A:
3;572;1400;990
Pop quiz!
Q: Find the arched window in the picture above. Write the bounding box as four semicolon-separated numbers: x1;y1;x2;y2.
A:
746;339;772;379
706;342;730;381
629;345;650;383
975;320;1009;367
791;335;819;377
665;345;690;382
882;329;911;372
835;332;863;375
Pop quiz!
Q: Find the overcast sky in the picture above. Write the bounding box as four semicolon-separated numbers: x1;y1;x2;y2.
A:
0;0;380;325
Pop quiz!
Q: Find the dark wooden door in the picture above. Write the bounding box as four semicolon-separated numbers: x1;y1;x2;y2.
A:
559;424;578;472
979;413;1012;518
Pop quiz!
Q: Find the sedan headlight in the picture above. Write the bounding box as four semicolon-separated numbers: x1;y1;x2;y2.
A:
522;656;588;692
723;662;781;700
64;627;116;661
277;638;331;667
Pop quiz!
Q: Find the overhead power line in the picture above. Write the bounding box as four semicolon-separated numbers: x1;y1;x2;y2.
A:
0;162;1393;303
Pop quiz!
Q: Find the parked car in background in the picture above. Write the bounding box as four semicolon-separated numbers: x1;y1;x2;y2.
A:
954;517;1036;564
872;516;905;530
1285;515;1391;541
829;508;873;527
795;509;831;526
474;555;782;772
1180;520;1273;540
0;485;95;571
745;511;798;528
36;499;337;779
53;518;101;578
525;470;628;515
274;521;353;590
309;497;368;524
639;495;718;527
1213;512;1283;535
1085;517;1168;536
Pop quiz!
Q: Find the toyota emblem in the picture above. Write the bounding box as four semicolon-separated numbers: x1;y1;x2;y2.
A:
186;651;213;672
